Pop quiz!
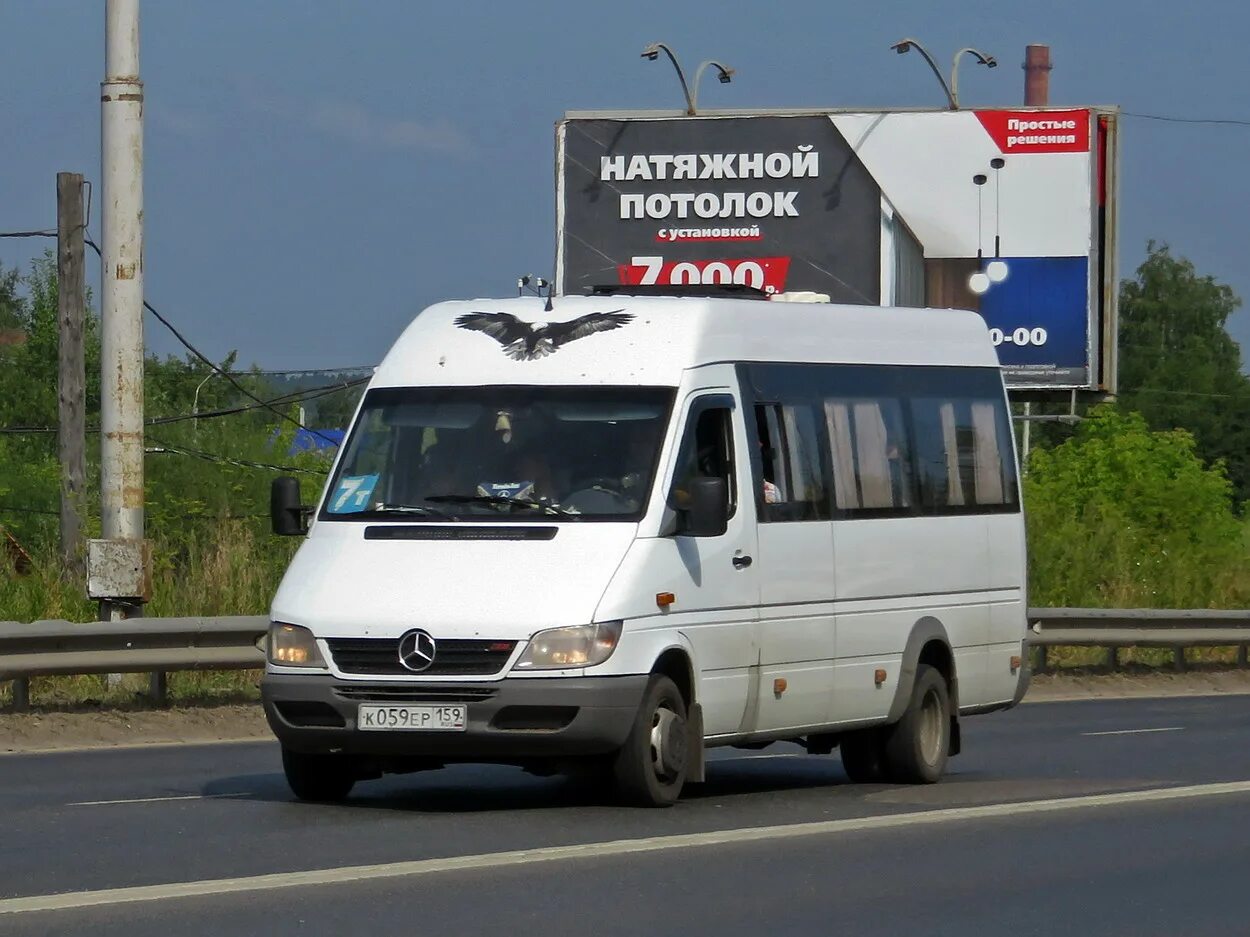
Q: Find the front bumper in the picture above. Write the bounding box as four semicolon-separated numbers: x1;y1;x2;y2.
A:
262;672;648;761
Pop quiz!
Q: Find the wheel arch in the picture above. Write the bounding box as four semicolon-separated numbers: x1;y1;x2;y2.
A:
886;616;959;724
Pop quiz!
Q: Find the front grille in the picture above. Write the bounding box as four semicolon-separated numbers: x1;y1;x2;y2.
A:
325;638;517;676
333;685;499;703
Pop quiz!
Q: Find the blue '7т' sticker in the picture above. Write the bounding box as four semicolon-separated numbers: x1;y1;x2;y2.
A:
328;474;379;514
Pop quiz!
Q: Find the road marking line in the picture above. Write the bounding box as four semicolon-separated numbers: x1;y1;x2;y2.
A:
68;793;254;807
6;779;1250;916
1082;727;1184;737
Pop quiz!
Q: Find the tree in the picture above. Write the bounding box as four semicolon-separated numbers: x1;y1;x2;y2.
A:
0;262;21;332
1115;242;1250;501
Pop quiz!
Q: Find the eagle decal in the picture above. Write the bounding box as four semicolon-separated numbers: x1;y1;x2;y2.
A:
453;309;634;361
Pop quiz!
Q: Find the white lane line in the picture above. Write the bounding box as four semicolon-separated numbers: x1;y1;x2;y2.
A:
1082;727;1185;737
7;779;1250;916
68;793;254;807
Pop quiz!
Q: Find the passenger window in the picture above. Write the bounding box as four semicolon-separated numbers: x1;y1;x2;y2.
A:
910;396;1015;510
823;398;915;513
755;403;830;522
669;404;736;524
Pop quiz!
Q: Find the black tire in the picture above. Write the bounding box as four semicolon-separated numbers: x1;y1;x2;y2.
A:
612;674;689;807
881;663;950;784
281;746;357;802
839;729;887;783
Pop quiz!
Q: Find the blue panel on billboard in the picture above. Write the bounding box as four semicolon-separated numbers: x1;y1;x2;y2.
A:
976;256;1088;373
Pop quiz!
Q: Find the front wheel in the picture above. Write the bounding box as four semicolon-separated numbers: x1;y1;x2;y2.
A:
881;663;951;784
612;675;689;807
281;747;357;802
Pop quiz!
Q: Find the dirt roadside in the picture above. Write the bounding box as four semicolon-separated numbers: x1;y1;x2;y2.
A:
3;671;1250;755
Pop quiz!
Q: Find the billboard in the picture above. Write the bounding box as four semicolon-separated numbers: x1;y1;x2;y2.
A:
556;107;1119;392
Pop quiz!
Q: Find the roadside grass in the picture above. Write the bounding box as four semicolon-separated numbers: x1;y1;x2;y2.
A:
0;670;260;710
1;521;289;710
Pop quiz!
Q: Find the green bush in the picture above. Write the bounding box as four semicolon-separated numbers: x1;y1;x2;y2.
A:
1025;406;1250;608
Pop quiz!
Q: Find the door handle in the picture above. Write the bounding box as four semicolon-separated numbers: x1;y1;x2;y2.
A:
732;554;753;569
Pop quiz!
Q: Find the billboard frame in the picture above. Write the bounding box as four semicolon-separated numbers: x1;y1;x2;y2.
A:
555;105;1120;396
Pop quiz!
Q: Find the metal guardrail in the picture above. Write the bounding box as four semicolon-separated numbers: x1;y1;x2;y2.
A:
1029;607;1250;646
2;609;1249;711
1027;607;1250;673
0;615;268;710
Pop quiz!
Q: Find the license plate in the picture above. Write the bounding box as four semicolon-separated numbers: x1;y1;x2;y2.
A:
357;704;466;731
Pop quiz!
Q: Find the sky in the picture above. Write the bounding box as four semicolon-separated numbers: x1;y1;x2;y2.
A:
2;0;1248;371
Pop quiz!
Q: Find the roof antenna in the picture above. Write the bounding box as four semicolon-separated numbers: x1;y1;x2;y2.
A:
539;277;554;312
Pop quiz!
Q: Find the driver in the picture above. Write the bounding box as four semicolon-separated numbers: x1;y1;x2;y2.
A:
619;423;654;492
478;411;554;502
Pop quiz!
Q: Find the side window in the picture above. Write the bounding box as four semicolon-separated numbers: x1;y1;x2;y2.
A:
823;397;915;513
669;402;736;523
755;402;830;522
909;394;1017;511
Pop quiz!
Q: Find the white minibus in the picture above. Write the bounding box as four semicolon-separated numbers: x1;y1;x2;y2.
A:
263;289;1029;806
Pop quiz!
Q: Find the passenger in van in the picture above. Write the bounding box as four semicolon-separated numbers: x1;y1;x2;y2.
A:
756;435;782;504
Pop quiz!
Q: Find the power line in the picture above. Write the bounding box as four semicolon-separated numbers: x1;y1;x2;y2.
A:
1126;387;1248;399
222;367;375;376
79;238;342;448
145;437;329;476
1122;111;1250;128
0;376;367;434
3;227;348;447
147;376;367;427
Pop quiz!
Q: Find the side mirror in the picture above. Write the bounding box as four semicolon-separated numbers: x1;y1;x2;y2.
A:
271;476;309;537
683;475;728;538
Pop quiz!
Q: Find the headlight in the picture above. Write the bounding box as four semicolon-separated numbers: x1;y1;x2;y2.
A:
268;623;326;668
514;621;623;670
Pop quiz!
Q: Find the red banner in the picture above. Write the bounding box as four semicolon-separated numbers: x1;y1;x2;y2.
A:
616;255;792;294
975;109;1090;154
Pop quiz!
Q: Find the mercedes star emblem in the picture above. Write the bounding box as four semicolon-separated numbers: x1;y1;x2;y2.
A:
397;629;437;672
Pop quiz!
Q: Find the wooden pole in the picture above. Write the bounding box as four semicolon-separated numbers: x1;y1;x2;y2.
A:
57;172;87;576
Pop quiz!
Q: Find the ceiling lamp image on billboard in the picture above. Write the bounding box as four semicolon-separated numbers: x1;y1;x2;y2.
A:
556;107;1119;392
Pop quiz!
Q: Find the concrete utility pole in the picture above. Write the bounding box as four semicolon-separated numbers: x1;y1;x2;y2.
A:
56;172;87;575
95;0;149;620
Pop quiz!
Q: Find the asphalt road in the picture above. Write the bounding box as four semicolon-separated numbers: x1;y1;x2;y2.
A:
3;695;1250;936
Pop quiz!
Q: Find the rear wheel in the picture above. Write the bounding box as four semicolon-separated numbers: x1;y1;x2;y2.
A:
881;663;950;784
281;747;357;802
613;674;688;807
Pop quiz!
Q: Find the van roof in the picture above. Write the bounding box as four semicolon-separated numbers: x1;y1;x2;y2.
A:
371;295;999;388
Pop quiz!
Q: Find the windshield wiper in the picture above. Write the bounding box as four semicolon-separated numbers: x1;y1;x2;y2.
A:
424;493;580;519
367;503;451;518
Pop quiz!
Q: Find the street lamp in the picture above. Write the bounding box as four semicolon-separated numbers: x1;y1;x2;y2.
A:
891;38;997;109
950;47;997;110
192;371;217;439
641;42;734;116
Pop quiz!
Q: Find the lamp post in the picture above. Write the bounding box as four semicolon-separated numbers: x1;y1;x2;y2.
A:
891;38;997;109
641;42;734;115
950;47;997;109
192;371;216;440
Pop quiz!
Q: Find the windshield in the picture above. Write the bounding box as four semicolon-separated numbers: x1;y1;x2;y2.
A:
320;385;675;522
